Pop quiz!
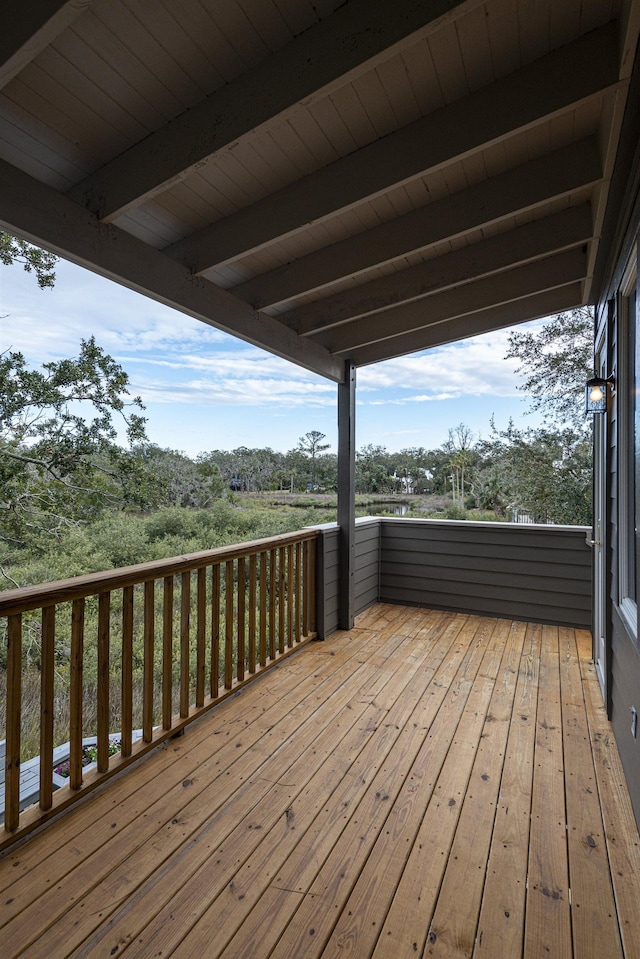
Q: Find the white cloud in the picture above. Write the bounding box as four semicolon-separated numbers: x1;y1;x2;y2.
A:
358;327;541;400
0;253;553;454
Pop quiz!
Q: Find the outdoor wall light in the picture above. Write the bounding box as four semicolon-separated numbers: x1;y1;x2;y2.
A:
585;375;615;414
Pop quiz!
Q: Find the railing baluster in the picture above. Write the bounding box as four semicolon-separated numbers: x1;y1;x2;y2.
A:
278;546;286;654
143;581;154;743
248;554;257;674
211;565;220;698
269;548;276;660
162;576;173;731
295;541;302;643
196;567;206;708
237;557;246;682
225;560;233;689
5;613;22;832
180;572;190;718
302;539;309;637
309;538;317;635
39;606;55;810
97;592;111;773
259;552;267;667
69;598;84;789
121;585;134;756
287;543;294;648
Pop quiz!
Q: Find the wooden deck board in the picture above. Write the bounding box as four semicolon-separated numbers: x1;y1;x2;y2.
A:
0;605;638;959
524;624;573;957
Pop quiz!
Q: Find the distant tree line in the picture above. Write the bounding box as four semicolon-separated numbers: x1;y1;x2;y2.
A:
0;307;593;568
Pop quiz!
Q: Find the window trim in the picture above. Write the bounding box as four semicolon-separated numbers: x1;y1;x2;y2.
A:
618;246;638;637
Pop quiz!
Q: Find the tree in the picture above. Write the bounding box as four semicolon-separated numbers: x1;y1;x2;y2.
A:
1;232;58;289
478;420;592;525
297;431;331;487
501;307;594;524
134;445;224;507
204;446;286;492
443;424;476;504
0;338;151;553
505;307;593;429
356;445;393;493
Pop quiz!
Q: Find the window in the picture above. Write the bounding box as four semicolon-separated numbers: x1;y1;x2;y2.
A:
618;249;638;634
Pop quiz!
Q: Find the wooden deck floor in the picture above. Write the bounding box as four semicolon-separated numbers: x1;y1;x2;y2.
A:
2;604;640;959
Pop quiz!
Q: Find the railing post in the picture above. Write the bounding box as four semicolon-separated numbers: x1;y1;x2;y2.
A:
196;568;206;706
295;541;302;642
225;560;234;689
5;613;22;832
162;577;173;731
143;581;155;742
259;552;267;666
39;606;55;811
180;572;190;718
338;359;356;630
211;564;220;698
237;557;246;681
248;554;257;672
96;593;111;773
122;585;134;752
69;598;84;789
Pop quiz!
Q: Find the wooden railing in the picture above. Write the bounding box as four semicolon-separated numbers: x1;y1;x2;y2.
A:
0;529;318;849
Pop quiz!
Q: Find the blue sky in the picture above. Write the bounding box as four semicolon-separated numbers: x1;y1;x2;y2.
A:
0;255;544;458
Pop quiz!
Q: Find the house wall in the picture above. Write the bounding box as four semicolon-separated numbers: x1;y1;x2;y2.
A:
315;519;381;638
316;517;592;639
596;197;640;824
379;519;592;627
592;33;640;823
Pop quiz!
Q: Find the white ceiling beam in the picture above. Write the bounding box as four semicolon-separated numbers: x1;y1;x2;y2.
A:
0;1;94;90
283;205;592;336
0;160;343;383
232;138;602;310
349;284;585;366
66;0;484;222
315;248;587;354
168;24;619;273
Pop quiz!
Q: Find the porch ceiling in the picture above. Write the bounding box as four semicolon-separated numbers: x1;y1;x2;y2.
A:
1;0;639;382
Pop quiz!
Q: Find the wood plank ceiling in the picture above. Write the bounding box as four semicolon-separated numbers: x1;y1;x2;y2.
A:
0;0;639;383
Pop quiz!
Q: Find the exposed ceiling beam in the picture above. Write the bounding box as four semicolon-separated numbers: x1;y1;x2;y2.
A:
283;205;592;336
167;24;618;274
315;248;587;354
231;137;602;309
0;1;94;90
591;14;640;304
0;160;343;383
66;0;484;222
583;4;640;303
349;284;585;366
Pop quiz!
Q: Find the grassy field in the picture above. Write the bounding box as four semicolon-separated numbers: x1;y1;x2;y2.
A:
0;493;504;760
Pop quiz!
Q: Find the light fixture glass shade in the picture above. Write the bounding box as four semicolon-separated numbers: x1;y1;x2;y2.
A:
585;376;608;414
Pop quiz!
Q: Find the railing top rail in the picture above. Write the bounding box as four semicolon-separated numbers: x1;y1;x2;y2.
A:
0;528;319;616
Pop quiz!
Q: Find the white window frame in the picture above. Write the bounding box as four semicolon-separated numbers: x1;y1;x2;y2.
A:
618;246;638;637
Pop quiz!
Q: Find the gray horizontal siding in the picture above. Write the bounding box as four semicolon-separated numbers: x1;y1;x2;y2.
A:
379;519;592;628
609;605;640;825
315;518;592;636
315;520;380;638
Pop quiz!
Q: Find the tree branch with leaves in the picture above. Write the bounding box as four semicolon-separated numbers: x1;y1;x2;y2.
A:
0;338;156;552
0;232;58;290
